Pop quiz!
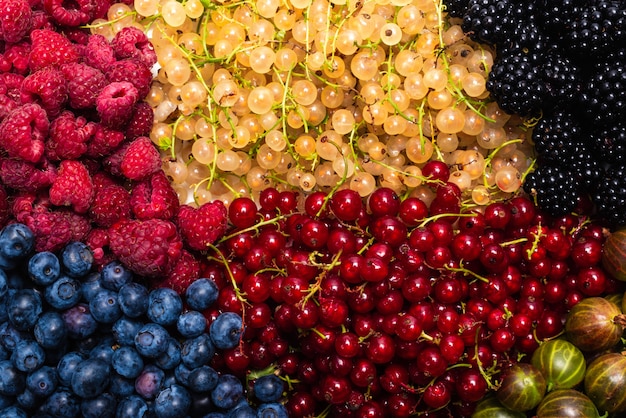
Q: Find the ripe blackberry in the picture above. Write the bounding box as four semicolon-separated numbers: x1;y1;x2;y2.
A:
570;153;603;189
443;0;469;18
536;0;587;38
541;49;582;107
532;109;583;162
462;0;512;45
593;164;626;227
593;123;626;163
579;48;626;123
524;164;579;216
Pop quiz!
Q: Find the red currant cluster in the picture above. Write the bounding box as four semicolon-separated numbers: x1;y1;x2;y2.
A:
201;183;620;417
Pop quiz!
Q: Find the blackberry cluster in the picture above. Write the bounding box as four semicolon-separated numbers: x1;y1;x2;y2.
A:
524;165;579;216
593;165;626;227
579;49;626;124
593;123;626;163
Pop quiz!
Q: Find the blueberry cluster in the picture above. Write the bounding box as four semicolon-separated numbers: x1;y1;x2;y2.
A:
0;223;287;418
449;0;626;224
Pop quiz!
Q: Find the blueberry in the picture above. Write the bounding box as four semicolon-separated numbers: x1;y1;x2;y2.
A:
89;342;115;364
80;392;116;418
0;406;28;418
202;413;227;418
0;223;34;261
28;251;61;286
61;241;94;278
16;389;38;411
80;272;104;303
26;365;57;398
174;362;193;387
70;358;111;399
177;310;207;339
147;288;182;326
89;289;122;324
62;304;98;339
112;346;144;379
0;321;28;351
253;374;285;402
56;351;85;387
117;394;149;418
135;323;170;358
100;261;133;291
189;391;213;416
11;339;45;372
228;402;256;418
154;384;191;418
211;374;244;410
8;289;42;331
187;365;218;393
118;282;149;318
185;278;219;311
34;311;67;349
155;337;181;370
135;364;165;400
109;373;135;398
0;269;8;299
112;316;144;346
256;402;289;418
45;388;80;418
209;311;244;350
45;276;82;310
0;298;8;324
0;359;25;396
181;333;215;369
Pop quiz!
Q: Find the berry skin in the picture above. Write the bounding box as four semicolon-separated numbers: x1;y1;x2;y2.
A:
70;358;110;399
0;103;49;163
0;0;32;43
21;68;68;118
43;0;93;27
61;62;107;109
134;323;170;358
86;124;125;158
0;223;34;262
89;184;132;228
83;34;116;72
108;218;183;279
154;384;192;418
184;278;219;311
120;136;162;181
28;251;61;286
49;160;94;214
210;312;244;350
125;101;154;139
156;249;200;294
130;170;180;220
105;58;153;98
254;374;285;402
61;241;93;277
3;41;31;75
96;81;139;127
46;111;96;160
111;26;157;67
0;158;57;192
176;201;228;252
118;282;149;318
29;29;80;71
147;287;183;327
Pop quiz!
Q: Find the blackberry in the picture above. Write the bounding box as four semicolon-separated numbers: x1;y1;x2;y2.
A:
524;164;579;216
536;0;588;39
541;49;582;107
532;109;583;162
593;123;626;163
593;164;626;227
570;154;603;189
462;0;514;45
443;0;469;18
579;48;626;123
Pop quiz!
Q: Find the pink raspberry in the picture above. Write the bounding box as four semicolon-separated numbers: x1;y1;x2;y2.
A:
0;77;19;121
61;62;107;109
89;183;132;227
102;141;131;177
21;68;68;118
31;10;55;32
125;101;154;140
91;171;119;191
43;0;95;27
120;136;162;181
96;81;138;127
86;123;125;158
111;26;157;68
2;73;24;100
176;201;228;252
109;218;184;278
0;0;32;43
3;41;31;74
155;249;201;295
130;171;180;220
29;29;80;71
0;158;57;192
92;0;112;20
85;227;116;268
83;34;116;73
0;184;10;227
46;111;96;160
0;103;49;163
49;160;94;214
106;58;152;98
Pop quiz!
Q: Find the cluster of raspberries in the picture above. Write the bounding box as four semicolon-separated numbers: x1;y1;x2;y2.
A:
0;0;229;293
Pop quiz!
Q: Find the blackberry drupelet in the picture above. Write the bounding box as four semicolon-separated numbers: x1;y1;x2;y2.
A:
524;164;579;216
579;48;626;124
570;154;603;189
531;109;583;162
443;0;469;18
462;0;513;45
593;164;626;227
593;123;626;163
536;0;588;40
541;49;582;107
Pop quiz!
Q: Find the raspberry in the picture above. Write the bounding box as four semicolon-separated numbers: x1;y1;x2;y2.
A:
85;123;125;159
155;250;201;295
125;101;154;140
43;0;95;27
21;68;68;118
111;26;157;68
0;158;57;192
0;184;10;227
102;141;131;177
49;160;94;214
29;29;80;71
0;79;19;121
83;34;116;72
31;10;55;32
176;201;228;252
89;184;132;227
0;0;32;43
109;218;184;278
61;62;107;109
106;58;153;98
130;171;180;220
46;111;96;160
84;227;114;268
91;171;119;191
3;41;31;74
0;103;49;163
120;136;162;181
96;81;139;127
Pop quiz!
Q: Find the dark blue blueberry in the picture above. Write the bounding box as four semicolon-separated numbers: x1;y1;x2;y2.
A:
80;272;104;303
177;310;207;339
26;365;57;398
135;364;165;400
76;332;114;356
0;297;8;324
190;391;213;416
211;374;244;410
89;289;122;324
0;321;28;351
89;342;115;364
112;316;144;346
8;289;42;331
61;242;93;278
187;365;218;393
0;359;26;396
256;402;288;418
70;358;111;399
62;304;98;339
11;339;45;372
116;395;148;418
154;384;191;418
34;311;67;349
228;402;256;418
112;346;144;379
80;392;116;418
147;288;182;326
56;351;85;387
163;371;177;388
16;389;38;411
100;261;133;291
0;394;12;409
45;388;80;418
109;373;135;398
0;269;8;299
253;374;285;403
174;362;193;387
209;312;244;350
135;323;170;358
0;406;28;418
0;223;34;261
6;271;26;290
181;333;215;369
202;413;227;418
44;276;82;310
155;337;181;370
185;278;219;311
118;282;149;318
28;251;60;286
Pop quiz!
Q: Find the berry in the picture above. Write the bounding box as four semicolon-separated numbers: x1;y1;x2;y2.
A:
211;374;244;410
26;365;58;398
46;111;95;160
111;26;157;67
28;251;61;286
33;311;66;349
49;160;94;214
254;374;285;402
524;164;579;216
11;339;45;372
130;170;180;220
181;333;215;369
44;275;81;310
156;249;200;294
184;278;219;311
125;101;154;139
117;282;149;318
120;136;162;181
89;288;122;324
61;62;107;109
86;124;125;158
29;29;80;71
147;287;182;326
96;81;139;127
89;184;132;227
105;58;153;98
177;311;207;339
70;358;110;399
0;103;49;163
83;34;116;72
176;201;228;251
43;0;93;27
134;323;170;358
21;68;68;118
210;312;244;350
0;0;32;43
154;384;192;418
